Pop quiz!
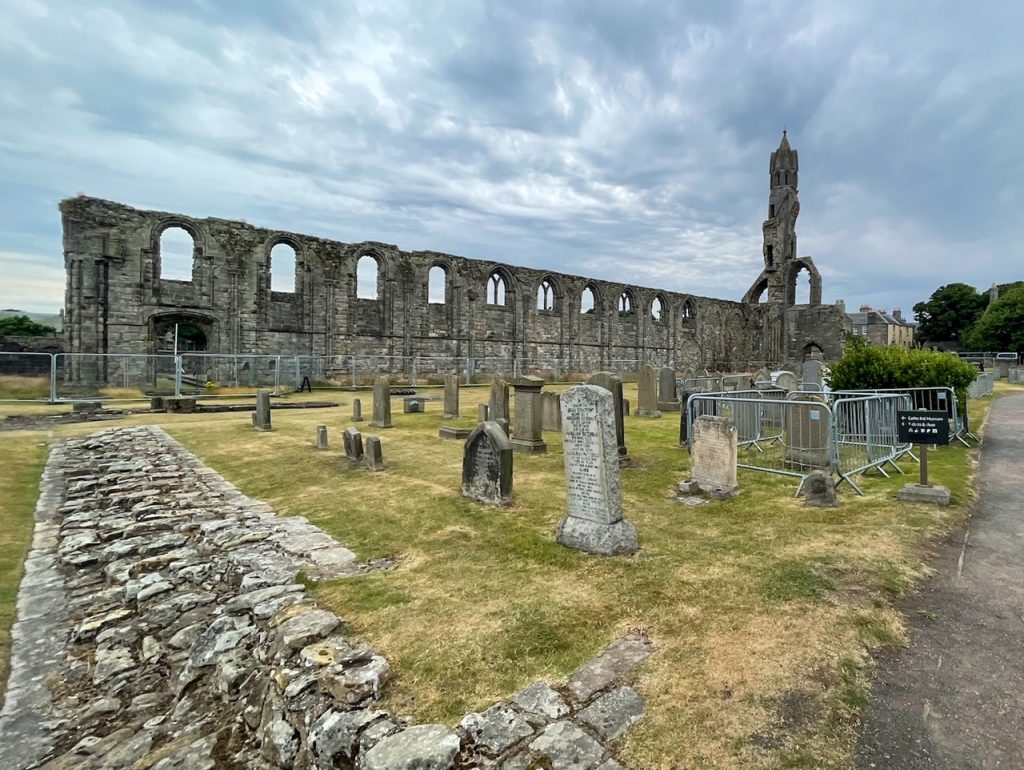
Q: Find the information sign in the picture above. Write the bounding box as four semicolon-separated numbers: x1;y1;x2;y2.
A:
897;410;949;445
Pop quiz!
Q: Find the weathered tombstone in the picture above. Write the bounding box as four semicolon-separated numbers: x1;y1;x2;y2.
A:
489;376;510;422
403;397;425;413
622;398;630;417
802;470;837;507
343;427;364;462
477;404;489;422
443;373;460;419
775;371;799;392
150;396;166;411
510;376;547;454
254;389;272;431
657;367;680;412
733;375;752;392
315;425;328;450
556;385;638;555
587;371;630;465
801;359;824;389
352;398;364;422
753;367;772;386
370;377;392;428
690;415;738;495
495;417;510;437
541;391;562;432
784;396;832;469
461;421;513;505
364;435;385;471
637;364;661;417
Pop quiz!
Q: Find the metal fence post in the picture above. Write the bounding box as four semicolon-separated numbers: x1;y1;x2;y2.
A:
174;355;183;398
49;353;58;403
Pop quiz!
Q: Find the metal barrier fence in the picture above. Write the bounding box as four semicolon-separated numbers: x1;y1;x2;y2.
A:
831;386;976;446
967;372;997;398
684;390;916;495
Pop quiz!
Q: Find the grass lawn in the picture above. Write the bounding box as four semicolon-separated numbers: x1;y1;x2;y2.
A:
0;382;1018;767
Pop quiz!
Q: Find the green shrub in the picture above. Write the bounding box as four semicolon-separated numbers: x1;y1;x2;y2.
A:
826;338;978;414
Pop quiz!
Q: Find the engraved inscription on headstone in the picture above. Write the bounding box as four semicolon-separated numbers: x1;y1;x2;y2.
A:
556;385;638;555
461;421;513;505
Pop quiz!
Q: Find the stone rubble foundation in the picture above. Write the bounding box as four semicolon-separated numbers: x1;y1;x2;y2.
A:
0;426;651;770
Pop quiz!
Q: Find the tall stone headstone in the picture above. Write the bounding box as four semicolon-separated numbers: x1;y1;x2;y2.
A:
461;421;513;505
690;415;738;495
556;385;638;556
510;376;547;454
489;376;510;422
443;373;460;419
637;364;661;417
364;435;385;471
775;371;798;392
587;371;629;465
254;389;272;431
370;377;393;428
352;398;364;422
541;391;562;432
657;367;680;412
801;359;824;390
343;427;364;462
315;425;328;450
784;395;831;469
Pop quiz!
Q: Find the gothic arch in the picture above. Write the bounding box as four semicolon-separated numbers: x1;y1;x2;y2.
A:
484;265;516;306
785;258;821;306
536;274;562;313
650;292;667;323
152;217;204;283
743;272;770;304
579;282;602;315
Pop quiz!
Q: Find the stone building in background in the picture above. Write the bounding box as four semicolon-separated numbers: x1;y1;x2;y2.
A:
60;134;849;384
846;305;916;348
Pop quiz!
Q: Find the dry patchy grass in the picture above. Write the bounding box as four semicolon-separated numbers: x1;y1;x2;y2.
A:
0;384;998;768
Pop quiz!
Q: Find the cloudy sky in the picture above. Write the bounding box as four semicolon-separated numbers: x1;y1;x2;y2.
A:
2;0;1022;316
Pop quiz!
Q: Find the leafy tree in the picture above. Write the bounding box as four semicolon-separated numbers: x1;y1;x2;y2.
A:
912;283;988;344
965;285;1024;351
0;315;57;336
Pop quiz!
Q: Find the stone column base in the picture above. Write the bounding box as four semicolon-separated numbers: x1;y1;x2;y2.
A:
897;484;951;505
556;516;638;556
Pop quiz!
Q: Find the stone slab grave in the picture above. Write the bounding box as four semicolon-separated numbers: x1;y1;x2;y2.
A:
443;373;460;419
556;384;638;555
344;426;365;462
0;426;653;770
690;415;738;497
657;366;680;412
439;426;472;440
370;376;393;428
510;375;548;455
801;470;837;507
541;391;562;432
461;421;514;505
588;371;630;466
254;388;272;431
636;364;661;417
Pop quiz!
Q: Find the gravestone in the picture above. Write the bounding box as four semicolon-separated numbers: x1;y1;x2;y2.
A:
443;373;460;419
637;364;661;417
733;375;753;392
753;367;772;386
403;397;425;413
489;376;510;422
495;417;510;437
541;392;562;432
254;389;272;431
510;376;547;454
461;421;513;505
775;371;798;392
622;398;630;417
690;415;738;495
556;385;638;555
343;427;364;462
802;470;837;507
370;377;393;428
657;367;680;412
364;436;385;471
801;359;824;390
587;371;630;465
352;398;364;422
784;396;831;469
315;425;328;450
477;404;489;422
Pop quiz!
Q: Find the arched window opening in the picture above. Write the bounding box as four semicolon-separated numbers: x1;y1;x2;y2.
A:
428;265;447;304
794;266;811;305
774;173;780;186
357;255;379;299
618;291;634;316
682;299;697;319
580;286;596;314
487;271;507;306
537;279;555;312
651;296;664;322
159;226;195;282
270;243;296;293
784;172;789;185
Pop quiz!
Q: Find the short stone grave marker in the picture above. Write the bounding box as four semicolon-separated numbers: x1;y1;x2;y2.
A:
443;373;460;419
364;436;385;471
541;391;562;432
510;376;547;454
343;427;364;462
370;377;392;428
690;415;737;496
315;425;328;450
637;364;661;417
254;389;272;431
352;398;364;422
658;366;680;412
461;421;513;505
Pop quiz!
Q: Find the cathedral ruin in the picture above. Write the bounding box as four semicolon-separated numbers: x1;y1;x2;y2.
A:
60;133;849;381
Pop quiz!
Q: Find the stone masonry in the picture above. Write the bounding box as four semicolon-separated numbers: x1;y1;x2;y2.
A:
60;134;849;385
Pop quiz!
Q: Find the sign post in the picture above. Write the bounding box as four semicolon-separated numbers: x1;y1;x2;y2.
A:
896;410;951;504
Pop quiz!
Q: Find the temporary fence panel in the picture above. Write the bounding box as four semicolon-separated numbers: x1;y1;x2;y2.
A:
831;386;975;446
830;394;911;493
0;351;58;401
54;353;181;402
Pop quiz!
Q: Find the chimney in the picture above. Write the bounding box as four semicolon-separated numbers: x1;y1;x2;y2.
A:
835;299;846;312
892;308;903;321
859;304;871;312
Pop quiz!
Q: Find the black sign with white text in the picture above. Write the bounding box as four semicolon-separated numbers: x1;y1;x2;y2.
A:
897;410;949;445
